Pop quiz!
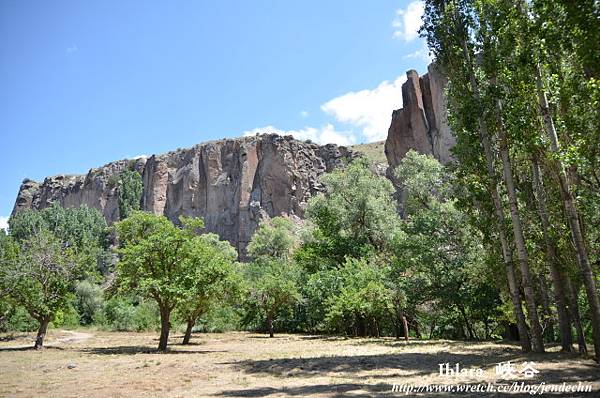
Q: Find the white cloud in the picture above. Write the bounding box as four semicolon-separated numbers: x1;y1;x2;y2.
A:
243;124;356;146
392;1;424;42
66;44;78;54
403;44;432;63
0;216;9;231
300;110;309;118
132;154;148;159
320;75;406;142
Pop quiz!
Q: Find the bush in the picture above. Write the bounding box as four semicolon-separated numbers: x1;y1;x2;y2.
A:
196;306;242;333
52;302;80;329
132;301;160;332
102;297;159;332
3;306;38;332
75;280;104;325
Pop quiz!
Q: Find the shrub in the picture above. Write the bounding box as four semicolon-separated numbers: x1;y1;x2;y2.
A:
3;306;38;332
75;280;104;325
52;302;80;329
102;297;159;332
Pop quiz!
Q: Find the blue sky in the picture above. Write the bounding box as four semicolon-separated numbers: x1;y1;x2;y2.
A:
0;0;429;226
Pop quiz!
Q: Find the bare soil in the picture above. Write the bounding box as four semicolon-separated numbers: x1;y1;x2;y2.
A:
0;330;598;397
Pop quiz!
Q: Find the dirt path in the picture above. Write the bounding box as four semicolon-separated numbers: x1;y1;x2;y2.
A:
0;330;93;350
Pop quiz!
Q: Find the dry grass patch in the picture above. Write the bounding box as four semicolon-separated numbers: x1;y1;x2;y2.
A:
0;330;598;397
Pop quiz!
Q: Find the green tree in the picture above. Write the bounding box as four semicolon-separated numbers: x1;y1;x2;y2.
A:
421;0;541;352
115;212;210;351
421;0;600;358
324;257;393;337
244;217;302;337
75;280;104;325
176;233;241;345
117;169;143;220
247;217;300;261
244;259;302;337
394;151;501;340
304;158;400;266
9;204;108;277
0;231;79;349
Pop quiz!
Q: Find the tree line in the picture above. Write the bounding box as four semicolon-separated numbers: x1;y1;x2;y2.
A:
0;0;597;359
420;0;599;358
2;147;596;360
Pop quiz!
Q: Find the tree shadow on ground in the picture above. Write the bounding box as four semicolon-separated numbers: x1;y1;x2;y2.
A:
216;383;391;398
80;345;228;355
299;335;352;342
0;345;64;352
215;349;599;397
0;333;29;342
150;335;208;346
215;381;590;398
172;341;207;346
221;352;498;378
348;337;523;348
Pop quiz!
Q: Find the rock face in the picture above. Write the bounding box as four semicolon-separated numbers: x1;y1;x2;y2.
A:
384;63;455;180
12;134;355;256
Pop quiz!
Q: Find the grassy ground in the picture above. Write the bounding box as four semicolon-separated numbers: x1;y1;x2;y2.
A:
350;141;387;166
0;330;598;397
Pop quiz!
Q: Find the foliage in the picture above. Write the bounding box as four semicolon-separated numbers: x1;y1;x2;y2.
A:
247;217;299;261
324;257;393;337
8;204;109;278
303;158;400;266
243;259;302;336
0;231;83;347
117;169;143;220
102;296;160;332
115;212;241;349
175;232;241;342
75;280;105;325
9;203;107;249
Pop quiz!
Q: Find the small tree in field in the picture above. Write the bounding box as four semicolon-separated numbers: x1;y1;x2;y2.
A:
0;231;79;349
175;233;240;345
245;259;302;338
245;217;302;337
115;212;232;351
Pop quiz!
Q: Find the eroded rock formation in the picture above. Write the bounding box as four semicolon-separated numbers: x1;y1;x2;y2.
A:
384;63;455;180
12;63;454;255
12;134;355;255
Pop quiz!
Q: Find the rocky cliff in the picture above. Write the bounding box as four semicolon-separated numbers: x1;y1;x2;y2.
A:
12;134;355;255
384;63;455;180
12;63;454;255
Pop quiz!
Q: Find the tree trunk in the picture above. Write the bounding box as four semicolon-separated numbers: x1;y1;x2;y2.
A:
532;158;573;351
267;313;274;338
539;275;556;342
158;306;171;351
458;306;475;340
496;116;545;353
456;33;532;353
536;68;600;361
565;278;588;355
429;319;436;340
34;318;50;350
401;314;409;342
413;320;422;339
182;318;195;345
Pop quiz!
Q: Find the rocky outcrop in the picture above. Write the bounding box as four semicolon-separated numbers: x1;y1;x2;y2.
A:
384;63;455;180
12;134;355;256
